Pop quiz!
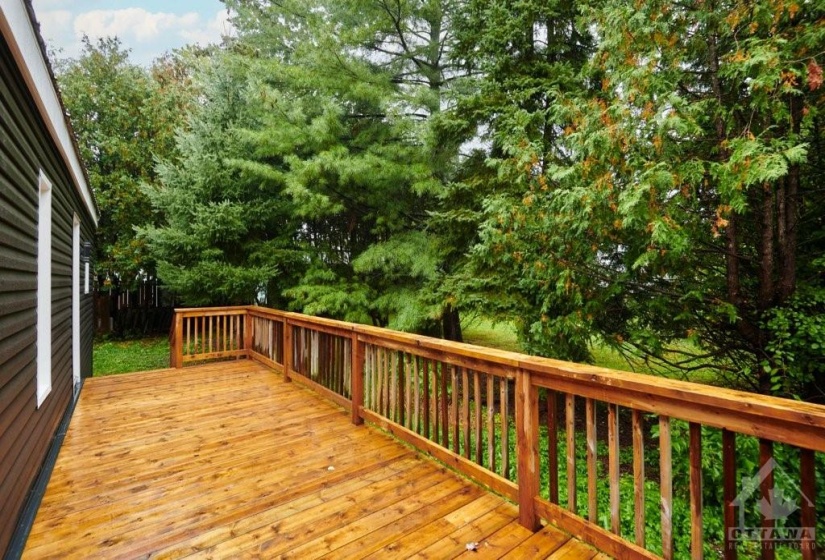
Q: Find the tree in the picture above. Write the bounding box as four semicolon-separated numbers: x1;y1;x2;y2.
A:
452;0;596;359
55;37;190;289
223;0;473;336
139;52;304;306
469;0;825;397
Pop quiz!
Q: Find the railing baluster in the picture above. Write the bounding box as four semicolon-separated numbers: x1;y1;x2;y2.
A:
474;370;482;465
283;320;292;380
396;351;403;425
413;355;420;433
608;403;620;535
368;345;376;410
690;422;703;560
487;375;496;474
404;353;412;430
384;348;391;418
462;367;470;459
339;336;345;393
375;346;381;414
800;448;816;560
586;398;598;523
395;351;403;426
660;415;673;560
759;439;775;560
351;334;363;425
566;393;576;513
440;363;449;448
374;346;382;415
501;378;510;480
433;361;441;443
451;366;460;454
389;350;397;422
723;429;737;560
547;389;558;504
243;314;251;357
422;358;430;439
633;410;645;548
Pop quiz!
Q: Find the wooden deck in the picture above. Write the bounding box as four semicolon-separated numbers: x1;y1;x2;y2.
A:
23;360;602;559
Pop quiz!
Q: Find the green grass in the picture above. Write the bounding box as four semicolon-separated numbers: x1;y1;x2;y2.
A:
461;317;522;353
93;336;170;377
461;316;722;384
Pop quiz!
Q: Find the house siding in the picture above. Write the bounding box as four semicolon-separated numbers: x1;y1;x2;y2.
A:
0;29;95;556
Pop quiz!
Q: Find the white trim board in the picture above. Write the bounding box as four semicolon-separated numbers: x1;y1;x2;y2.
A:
72;213;81;386
36;171;52;408
0;0;98;225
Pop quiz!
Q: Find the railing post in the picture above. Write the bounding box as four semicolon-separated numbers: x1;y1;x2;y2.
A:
171;311;183;368
516;368;541;531
351;333;364;425
283;318;292;381
243;310;252;359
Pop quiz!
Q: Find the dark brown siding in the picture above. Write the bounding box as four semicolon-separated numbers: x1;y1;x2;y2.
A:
0;34;95;556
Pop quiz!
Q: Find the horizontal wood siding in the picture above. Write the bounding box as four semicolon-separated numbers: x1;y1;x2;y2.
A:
0;32;95;557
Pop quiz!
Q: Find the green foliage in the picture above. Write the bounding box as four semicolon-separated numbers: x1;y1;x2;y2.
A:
93;337;169;376
139;53;303;306
206;0;473;335
764;284;825;398
463;0;825;396
56;38;196;288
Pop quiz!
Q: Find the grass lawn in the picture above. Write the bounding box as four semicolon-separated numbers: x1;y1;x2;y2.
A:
461;316;720;384
93;336;170;377
461;317;522;353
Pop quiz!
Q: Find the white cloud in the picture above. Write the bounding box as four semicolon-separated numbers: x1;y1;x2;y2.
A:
34;4;230;66
37;9;75;55
179;9;234;45
74;8;201;43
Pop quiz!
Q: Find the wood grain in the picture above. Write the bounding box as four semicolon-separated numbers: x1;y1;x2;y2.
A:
586;398;597;523
566;394;577;514
632;410;645;548
607;403;620;535
689;422;703;560
23;360;580;559
660;415;673;560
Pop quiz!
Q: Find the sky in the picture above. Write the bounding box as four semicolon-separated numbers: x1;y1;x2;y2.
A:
31;0;234;66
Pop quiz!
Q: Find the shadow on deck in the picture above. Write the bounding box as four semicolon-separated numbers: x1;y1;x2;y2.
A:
23;361;601;559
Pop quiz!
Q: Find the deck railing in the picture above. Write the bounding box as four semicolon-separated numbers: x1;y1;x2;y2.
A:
171;306;824;560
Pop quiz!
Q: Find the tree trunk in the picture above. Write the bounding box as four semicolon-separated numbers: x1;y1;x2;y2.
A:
758;181;775;310
441;304;463;342
778;94;802;303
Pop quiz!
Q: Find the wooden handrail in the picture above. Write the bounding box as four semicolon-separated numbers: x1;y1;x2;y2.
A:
171;306;823;559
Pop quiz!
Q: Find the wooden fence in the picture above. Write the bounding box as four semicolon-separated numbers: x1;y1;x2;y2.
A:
95;279;173;335
170;306;824;560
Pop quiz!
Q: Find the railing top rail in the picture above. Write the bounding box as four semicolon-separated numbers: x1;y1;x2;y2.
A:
175;306;825;450
175;306;248;316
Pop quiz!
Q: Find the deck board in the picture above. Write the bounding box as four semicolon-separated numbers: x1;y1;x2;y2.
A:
23;360;601;559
